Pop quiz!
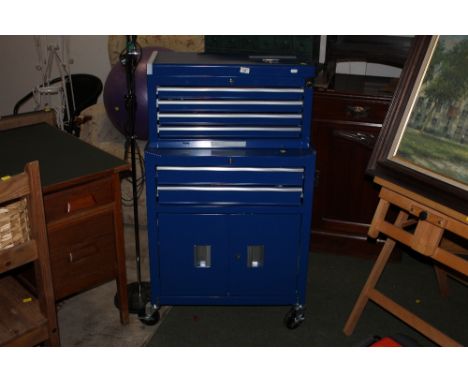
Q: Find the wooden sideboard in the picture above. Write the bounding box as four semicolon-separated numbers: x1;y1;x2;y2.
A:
311;76;395;257
0;119;130;324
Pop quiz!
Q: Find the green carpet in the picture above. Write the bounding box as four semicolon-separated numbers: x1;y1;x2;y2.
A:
147;250;467;346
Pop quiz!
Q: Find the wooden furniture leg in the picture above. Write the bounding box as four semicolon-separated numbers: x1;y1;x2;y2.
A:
433;265;449;297
343;210;407;336
112;173;129;324
344;177;467;346
343;238;396;336
0;161;60;346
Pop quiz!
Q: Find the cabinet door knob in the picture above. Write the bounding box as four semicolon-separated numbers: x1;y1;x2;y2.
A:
346;105;370;119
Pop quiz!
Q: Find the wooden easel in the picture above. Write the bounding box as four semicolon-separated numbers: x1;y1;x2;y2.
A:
343;177;467;346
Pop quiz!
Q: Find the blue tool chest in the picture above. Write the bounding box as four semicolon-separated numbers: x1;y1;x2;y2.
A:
145;52;316;328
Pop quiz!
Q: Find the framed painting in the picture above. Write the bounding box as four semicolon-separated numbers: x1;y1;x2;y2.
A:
369;35;468;213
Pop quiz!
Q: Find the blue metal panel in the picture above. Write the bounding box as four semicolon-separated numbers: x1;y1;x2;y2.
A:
158;214;229;296
228;214;301;297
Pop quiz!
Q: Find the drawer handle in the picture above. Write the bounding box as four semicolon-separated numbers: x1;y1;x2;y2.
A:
158;126;301;132
334;130;376;149
346;105;369;119
156;86;304;94
158;112;302;119
157;100;303;106
157;166;304;173
68;244;98;263
66;194;96;214
157;186;303;193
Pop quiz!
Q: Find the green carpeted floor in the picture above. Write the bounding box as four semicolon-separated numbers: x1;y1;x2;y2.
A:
146;250;467;346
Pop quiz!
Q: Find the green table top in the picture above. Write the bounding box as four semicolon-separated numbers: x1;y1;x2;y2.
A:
0;123;129;189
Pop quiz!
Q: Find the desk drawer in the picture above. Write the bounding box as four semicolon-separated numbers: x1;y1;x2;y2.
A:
47;211;116;300
44;177;114;222
314;94;390;124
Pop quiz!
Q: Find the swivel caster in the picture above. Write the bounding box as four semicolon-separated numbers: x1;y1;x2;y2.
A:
284;304;305;329
138;302;160;326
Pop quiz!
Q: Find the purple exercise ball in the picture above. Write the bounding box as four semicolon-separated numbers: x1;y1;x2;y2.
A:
104;47;169;141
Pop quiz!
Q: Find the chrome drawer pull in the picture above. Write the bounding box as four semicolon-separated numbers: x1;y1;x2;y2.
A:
157;100;303;106
157;186;302;192
156;166;304;173
157;86;304;93
157;126;301;132
158;113;302;119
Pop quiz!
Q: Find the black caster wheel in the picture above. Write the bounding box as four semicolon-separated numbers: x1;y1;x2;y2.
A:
138;302;160;326
284;305;305;329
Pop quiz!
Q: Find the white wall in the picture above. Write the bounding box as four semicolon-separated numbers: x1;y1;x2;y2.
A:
0;35;110;117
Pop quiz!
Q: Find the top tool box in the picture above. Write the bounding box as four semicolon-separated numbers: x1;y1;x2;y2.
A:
145;52;316;328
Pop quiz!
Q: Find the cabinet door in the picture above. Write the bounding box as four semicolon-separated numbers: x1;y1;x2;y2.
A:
228;214;301;297
157;214;229;296
311;91;389;255
313;120;381;231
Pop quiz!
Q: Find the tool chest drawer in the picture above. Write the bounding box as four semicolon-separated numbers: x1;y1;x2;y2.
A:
147;149;314;207
155;166;304;186
156;186;303;206
155;164;305;206
147;52;315;148
155;85;306;141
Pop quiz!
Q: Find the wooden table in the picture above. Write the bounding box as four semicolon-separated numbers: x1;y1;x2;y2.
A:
343;177;467;346
0;120;130;324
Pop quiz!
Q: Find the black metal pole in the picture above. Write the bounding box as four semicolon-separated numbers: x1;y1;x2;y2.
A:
125;36;143;291
115;35;151;314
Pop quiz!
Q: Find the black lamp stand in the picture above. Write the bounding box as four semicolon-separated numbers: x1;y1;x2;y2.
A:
115;36;158;324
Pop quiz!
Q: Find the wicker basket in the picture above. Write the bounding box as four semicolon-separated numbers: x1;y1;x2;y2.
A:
0;198;30;250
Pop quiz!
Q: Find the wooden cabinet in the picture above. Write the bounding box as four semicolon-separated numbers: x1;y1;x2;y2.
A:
0;121;130;324
311;88;392;256
42;176;120;300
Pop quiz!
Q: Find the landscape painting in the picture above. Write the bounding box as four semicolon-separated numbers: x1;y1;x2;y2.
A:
389;35;468;190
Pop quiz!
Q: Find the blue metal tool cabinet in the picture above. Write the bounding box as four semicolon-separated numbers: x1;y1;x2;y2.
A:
145;52;316;328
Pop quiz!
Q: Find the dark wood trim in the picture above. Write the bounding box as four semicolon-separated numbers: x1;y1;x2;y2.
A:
43;167;129;194
367;35;468;214
368;36;431;173
112;172;129;325
0;110;56;131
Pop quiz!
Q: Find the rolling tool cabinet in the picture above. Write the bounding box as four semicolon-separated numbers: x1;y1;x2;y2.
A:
145;52;316;328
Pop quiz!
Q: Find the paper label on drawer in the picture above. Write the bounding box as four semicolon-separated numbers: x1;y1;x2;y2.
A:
240;66;250;74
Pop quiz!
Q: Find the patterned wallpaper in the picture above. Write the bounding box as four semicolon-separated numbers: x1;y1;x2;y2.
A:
108;35;205;65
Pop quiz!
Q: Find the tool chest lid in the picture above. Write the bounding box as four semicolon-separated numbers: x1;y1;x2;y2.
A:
147;51;315;78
